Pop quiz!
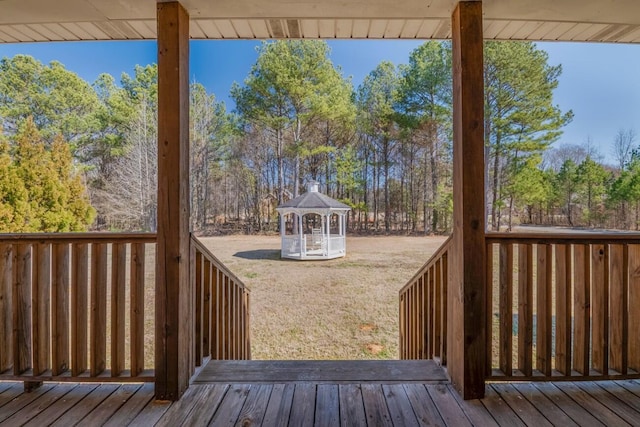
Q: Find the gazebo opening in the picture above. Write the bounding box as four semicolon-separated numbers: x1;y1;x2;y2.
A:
276;182;350;260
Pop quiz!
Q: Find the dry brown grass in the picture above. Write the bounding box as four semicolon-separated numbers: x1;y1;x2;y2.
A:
196;235;447;360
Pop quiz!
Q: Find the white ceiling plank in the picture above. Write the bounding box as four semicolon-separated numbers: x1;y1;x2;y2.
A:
484;20;509;39
300;20;319;38
248;20;270;38
509;21;544;40
26;24;65;41
45;23;77;40
335;19;353;38
542;22;576;40
526;21;560;40
10;24;47;41
433;19;450;39
400;19;423;38
190;21;206;38
197;20;222;38
127;20;156;39
368;20;387;38
2;25;36;42
351;19;370;38
215;20;239;38
0;27;19;43
416;19;441;38
61;22;98;39
618;26;640;42
384;20;406;39
230;19;254;38
318;20;335;38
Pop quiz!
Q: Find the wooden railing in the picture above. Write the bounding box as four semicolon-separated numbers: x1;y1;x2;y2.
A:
399;236;451;363
0;233;156;385
486;233;640;380
191;235;251;367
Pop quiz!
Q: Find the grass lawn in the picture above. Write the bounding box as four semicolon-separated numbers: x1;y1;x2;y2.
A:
197;234;447;360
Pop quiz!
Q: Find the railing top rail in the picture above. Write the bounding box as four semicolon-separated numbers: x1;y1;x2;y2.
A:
486;231;640;244
190;234;250;292
0;232;157;244
399;234;452;295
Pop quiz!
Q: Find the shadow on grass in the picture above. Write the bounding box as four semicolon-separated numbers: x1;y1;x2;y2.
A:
233;249;282;260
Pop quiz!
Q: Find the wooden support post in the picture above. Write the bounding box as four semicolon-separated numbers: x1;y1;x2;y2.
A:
449;1;486;400
156;1;191;401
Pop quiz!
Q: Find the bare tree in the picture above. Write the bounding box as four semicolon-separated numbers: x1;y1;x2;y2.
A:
613;128;636;171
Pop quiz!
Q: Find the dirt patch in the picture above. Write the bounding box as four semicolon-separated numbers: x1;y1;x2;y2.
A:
197;234;447;360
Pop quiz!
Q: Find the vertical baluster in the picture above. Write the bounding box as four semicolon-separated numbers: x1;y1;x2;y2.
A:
32;243;50;376
235;283;241;359
499;243;513;376
418;276;425;359
211;266;219;359
52;243;70;376
71;243;89;376
536;244;553;376
434;257;442;361
518;244;533;376
555;244;572;375
194;250;203;366
415;281;420;359
428;267;435;359
91;243;107;376
245;291;251;359
223;274;230;359
130;243;145;377
407;285;413;359
216;269;225;360
203;259;211;359
440;251;448;366
609;244;627;374
573;244;591;376
628;244;640;372
111;243;126;377
416;277;421;359
14;244;32;375
591;244;608;375
0;244;12;372
485;242;493;374
399;293;405;359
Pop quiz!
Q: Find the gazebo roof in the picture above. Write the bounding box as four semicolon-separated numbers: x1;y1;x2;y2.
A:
276;183;350;211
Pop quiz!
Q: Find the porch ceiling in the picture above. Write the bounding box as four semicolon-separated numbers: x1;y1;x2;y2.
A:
1;0;640;43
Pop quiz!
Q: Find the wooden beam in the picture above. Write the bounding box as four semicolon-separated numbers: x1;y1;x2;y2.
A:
449;0;486;400
155;1;191;401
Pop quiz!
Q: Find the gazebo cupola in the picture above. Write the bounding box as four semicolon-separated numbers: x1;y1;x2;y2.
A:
276;182;350;260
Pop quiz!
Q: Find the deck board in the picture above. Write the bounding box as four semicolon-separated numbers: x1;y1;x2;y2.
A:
0;383;76;425
338;384;367;427
262;383;295;427
2;366;640;426
509;382;579;427
103;383;155;427
23;383;99;427
491;383;553;426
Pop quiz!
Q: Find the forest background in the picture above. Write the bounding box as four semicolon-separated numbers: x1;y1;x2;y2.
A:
1;39;639;234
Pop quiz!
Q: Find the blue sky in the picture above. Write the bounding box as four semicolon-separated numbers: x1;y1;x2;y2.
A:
1;39;638;164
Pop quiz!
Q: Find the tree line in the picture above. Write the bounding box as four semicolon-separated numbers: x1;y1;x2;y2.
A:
0;41;637;233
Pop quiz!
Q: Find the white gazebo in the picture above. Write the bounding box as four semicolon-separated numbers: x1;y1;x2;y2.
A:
276;182;351;260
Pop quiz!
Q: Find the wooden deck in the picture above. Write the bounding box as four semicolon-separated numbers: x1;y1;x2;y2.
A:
1;361;640;426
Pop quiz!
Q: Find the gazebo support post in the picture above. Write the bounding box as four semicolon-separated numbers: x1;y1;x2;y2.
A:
448;0;487;400
298;214;303;258
326;214;331;256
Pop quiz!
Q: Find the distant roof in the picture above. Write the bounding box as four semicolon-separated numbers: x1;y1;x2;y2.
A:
277;185;350;211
